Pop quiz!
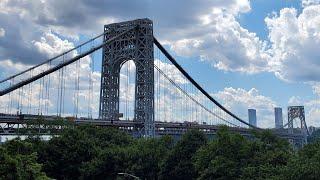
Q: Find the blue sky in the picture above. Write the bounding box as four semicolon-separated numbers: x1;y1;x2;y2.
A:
175;0;311;106
240;0;302;40
0;0;320;127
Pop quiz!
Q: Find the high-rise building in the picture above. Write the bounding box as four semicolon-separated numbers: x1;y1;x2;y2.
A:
274;107;283;129
248;109;257;127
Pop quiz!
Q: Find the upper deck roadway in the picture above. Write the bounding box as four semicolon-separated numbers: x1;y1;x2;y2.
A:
0;113;304;142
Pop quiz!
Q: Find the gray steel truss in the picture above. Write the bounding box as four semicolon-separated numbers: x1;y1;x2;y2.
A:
99;19;155;137
288;106;309;143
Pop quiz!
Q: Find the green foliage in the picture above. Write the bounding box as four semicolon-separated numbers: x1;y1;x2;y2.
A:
160;129;207;180
240;130;291;180
79;145;128;179
193;127;292;180
0;140;49;180
80;134;174;180
283;141;320;180
2;125;320;179
125;137;174;179
37;126;121;179
194;126;248;179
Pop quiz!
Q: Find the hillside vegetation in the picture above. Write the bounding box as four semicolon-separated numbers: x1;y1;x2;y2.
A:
1;126;320;179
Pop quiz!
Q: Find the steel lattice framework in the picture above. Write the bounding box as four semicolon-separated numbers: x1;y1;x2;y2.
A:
288;106;309;143
99;19;154;137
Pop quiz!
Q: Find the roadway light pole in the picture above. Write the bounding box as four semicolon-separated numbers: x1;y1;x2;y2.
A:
117;172;140;179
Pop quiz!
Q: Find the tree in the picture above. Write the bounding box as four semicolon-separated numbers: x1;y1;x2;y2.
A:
79;146;128;179
283;141;320;180
193;127;291;180
0;139;49;180
125;136;174;179
240;130;292;180
160;129;207;180
1;125;306;179
194;126;249;180
38;126;98;179
37;125;133;179
80;135;174;179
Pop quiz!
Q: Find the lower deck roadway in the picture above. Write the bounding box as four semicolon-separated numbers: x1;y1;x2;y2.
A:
0;113;305;144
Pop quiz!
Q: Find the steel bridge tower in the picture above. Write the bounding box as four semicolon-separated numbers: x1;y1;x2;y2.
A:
288;106;309;144
99;19;155;137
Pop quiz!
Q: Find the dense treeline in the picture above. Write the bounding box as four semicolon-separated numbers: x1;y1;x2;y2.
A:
1;126;320;180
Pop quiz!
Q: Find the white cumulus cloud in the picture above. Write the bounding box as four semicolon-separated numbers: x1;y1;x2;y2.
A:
32;31;74;58
214;87;277;128
265;5;320;82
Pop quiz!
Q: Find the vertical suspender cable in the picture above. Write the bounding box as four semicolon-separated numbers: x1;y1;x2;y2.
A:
46;62;51;115
60;54;65;116
73;56;77;117
21;86;24;114
17;82;20;114
88;42;94;119
18;85;22;114
38;77;41;115
76;48;81;117
57;63;61;116
27;71;32;114
91;50;94;118
40;76;45;115
125;61;128;119
157;50;160;122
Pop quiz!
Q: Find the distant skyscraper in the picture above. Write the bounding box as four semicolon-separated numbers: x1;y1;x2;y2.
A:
248;109;257;127
275;107;283;129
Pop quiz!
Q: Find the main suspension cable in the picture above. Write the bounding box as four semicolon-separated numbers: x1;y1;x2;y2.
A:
154;64;238;127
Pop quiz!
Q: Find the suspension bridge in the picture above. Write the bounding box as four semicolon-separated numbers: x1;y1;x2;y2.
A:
0;19;309;147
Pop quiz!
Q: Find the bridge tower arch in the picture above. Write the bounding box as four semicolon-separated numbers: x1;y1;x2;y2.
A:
287;106;309;144
99;19;154;137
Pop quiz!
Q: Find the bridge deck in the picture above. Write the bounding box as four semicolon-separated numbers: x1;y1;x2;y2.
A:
0;114;305;141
